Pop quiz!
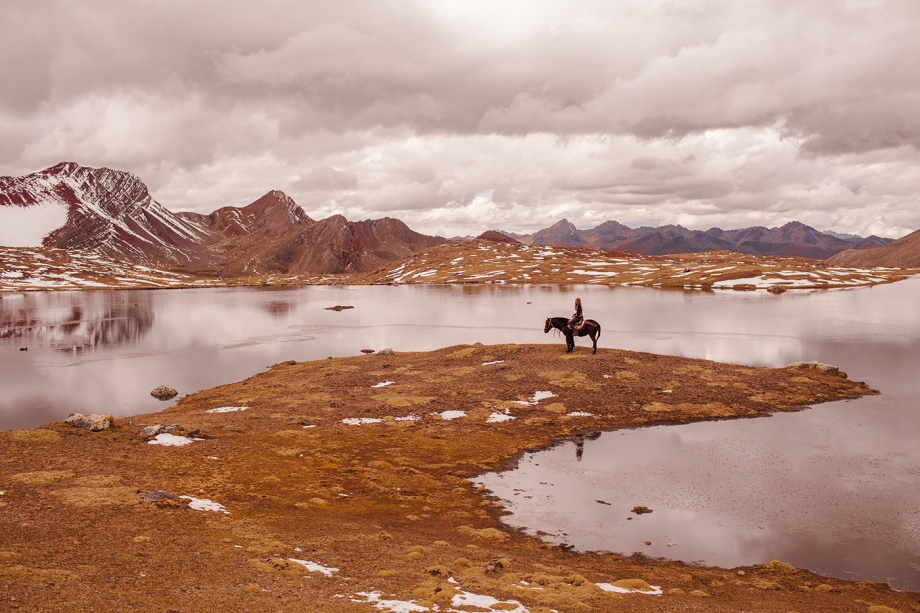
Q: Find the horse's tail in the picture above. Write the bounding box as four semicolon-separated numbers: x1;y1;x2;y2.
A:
596;321;601;341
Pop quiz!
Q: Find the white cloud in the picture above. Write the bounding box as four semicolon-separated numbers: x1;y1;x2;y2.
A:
0;0;918;238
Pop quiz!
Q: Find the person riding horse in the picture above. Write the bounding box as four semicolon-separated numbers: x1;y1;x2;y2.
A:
568;297;584;333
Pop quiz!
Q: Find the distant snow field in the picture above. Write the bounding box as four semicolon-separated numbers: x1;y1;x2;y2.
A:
0;203;68;247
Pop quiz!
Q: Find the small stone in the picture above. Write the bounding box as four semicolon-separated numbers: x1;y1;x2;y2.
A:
64;413;113;432
150;386;178;400
644;541;652;546
186;429;201;438
631;505;653;515
325;305;354;311
737;570;745;576
376;348;394;356
360;349;375;354
139;425;166;438
164;424;180;432
284;360;296;366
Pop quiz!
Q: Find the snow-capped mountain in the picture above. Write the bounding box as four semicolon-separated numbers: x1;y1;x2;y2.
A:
0;162;222;271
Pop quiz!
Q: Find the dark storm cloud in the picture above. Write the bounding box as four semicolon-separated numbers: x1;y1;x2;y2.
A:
1;0;919;237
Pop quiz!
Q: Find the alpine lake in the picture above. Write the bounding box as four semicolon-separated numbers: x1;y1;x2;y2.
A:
2;278;919;589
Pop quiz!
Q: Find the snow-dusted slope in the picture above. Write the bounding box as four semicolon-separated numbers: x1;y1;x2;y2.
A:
0;163;222;271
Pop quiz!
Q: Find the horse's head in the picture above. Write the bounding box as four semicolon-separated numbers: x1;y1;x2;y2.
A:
544;317;552;333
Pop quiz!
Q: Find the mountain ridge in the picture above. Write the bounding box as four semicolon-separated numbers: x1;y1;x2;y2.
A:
504;218;894;258
0;163;446;276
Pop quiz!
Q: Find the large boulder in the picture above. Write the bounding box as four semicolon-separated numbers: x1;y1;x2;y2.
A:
138;424;166;438
150;386;178;400
64;413;113;432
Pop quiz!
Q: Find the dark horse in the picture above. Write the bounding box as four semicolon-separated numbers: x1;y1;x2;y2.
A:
544;317;601;354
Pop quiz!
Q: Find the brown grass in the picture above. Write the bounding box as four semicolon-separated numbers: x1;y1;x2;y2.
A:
0;343;912;612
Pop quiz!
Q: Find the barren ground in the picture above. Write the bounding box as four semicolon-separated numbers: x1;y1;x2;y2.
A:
2;343;915;612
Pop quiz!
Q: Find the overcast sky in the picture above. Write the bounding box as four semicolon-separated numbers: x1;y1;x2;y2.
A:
2;0;918;237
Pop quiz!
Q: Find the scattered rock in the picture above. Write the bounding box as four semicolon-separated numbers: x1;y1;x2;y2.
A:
150;386;178;400
786;361;843;376
631;505;654;515
139;490;178;503
767;286;786;294
325;305;354;311
64;413;113;432
19;347;27;351
376;348;394;356
360;349;375;354
644;541;652;546
138;425;166;438
283;360;296;366
164;424;180;433
186;428;201;438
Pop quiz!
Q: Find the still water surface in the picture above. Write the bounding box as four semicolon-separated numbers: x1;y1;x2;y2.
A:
2;281;919;588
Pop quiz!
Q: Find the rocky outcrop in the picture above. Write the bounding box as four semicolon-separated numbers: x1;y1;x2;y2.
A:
64;413;113;431
787;361;845;377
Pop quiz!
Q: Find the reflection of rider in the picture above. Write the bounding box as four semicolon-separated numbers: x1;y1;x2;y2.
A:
568;297;584;333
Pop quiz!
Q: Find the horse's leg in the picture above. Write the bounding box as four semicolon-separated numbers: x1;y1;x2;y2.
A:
566;333;574;352
591;330;597;354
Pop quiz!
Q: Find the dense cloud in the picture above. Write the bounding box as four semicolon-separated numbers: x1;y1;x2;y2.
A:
1;0;918;237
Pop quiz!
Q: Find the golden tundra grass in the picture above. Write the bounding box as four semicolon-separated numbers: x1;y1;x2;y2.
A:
0;343;914;612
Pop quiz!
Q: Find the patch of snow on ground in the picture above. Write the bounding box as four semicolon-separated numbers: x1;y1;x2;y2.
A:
482;360;504;366
452;590;527;612
288;559;338;576
206;406;248;413
0;203;68;247
395;414;421;421
342;417;384;425
180;496;229;513
512;390;556;406
487;410;515;423
567;411;593;417
302;424;316;429
596;582;662;595
353;592;428;612
372;381;395;388
571;269;618;277
148;433;203;446
439;410;466;420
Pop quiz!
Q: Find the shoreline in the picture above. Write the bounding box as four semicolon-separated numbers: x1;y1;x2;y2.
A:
2;343;915;611
3;242;917;294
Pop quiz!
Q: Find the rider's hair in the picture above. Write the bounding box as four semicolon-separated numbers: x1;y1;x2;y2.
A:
575;297;581;303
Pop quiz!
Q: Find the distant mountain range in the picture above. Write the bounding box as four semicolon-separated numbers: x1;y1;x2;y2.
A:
0;163;444;276
0;163;904;277
492;219;893;259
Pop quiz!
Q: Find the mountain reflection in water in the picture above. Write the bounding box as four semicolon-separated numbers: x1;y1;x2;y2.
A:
1;292;155;352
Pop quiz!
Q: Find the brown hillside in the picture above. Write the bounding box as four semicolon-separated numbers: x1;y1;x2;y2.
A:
830;229;920;268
